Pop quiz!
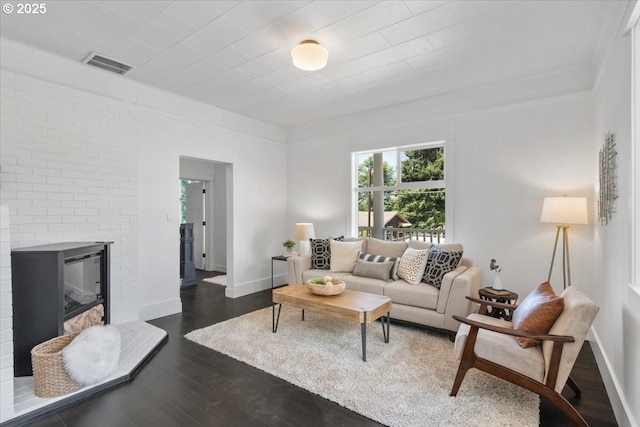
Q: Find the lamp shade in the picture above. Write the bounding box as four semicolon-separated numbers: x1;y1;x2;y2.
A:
540;196;588;225
295;223;315;240
291;40;328;71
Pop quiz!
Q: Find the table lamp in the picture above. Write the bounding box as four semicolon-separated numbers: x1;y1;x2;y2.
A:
295;223;315;256
540;196;588;289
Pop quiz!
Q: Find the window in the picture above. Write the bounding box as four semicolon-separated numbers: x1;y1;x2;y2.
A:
353;142;448;242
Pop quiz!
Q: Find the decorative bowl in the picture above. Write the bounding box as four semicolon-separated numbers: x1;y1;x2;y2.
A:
304;280;346;296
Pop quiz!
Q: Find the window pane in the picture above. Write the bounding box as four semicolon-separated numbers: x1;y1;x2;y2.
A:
394;189;445;230
357;152;396;188
401;147;444;183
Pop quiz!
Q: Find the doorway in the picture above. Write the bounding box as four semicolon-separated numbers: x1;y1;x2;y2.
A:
184;180;205;270
179;157;230;277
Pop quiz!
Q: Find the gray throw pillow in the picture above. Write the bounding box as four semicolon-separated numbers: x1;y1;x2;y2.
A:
358;252;399;280
352;259;395;282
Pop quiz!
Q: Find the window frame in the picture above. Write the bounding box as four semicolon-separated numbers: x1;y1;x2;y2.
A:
351;140;453;241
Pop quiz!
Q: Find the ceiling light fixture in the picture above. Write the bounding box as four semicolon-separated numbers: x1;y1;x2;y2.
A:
291;40;328;71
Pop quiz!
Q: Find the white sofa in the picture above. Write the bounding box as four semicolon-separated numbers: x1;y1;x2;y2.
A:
287;237;482;334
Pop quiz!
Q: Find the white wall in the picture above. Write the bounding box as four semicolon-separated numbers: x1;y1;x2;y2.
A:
213;165;228;272
0;69;139;324
591;23;640;427
287;94;595;298
1;39;288;328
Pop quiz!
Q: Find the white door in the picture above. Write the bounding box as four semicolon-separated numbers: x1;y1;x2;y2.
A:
186;182;205;270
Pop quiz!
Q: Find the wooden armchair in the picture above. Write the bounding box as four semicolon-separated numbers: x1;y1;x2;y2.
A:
450;286;599;426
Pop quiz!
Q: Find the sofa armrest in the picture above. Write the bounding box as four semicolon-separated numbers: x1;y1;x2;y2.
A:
442;266;482;332
287;255;311;284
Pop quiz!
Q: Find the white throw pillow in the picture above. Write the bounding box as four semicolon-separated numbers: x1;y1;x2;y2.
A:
330;240;364;273
397;248;430;285
62;325;121;386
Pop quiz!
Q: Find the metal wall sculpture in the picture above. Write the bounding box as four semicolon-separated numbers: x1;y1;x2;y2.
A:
598;132;618;225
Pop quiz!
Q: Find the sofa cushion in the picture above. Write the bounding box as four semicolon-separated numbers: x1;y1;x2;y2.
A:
352;259;394;282
397;248;429;285
310;236;344;269
330;240;363;273
423;247;463;289
366;238;407;258
512;281;564;348
384;280;439;310
358;252;399;280
342;274;386;295
408;241;464;253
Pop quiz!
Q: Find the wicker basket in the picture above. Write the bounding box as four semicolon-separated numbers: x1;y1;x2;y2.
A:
305;280;346;296
31;333;82;397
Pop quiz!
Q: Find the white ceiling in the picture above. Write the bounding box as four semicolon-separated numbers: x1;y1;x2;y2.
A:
0;1;628;129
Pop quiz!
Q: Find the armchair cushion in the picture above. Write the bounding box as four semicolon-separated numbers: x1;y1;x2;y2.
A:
512;281;564;348
454;313;545;382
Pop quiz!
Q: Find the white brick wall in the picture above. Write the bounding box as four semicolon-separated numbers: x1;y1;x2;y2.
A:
0;69;139;325
0;206;13;422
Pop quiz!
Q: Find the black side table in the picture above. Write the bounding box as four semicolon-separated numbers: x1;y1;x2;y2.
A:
478;288;519;321
271;255;290;289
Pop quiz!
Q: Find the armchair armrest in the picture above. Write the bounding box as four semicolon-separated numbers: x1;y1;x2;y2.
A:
452;315;574;343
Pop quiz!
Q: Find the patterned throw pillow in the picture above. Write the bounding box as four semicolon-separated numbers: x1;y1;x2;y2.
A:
396;248;430;285
358;252;400;280
423;247;463;289
310;236;344;269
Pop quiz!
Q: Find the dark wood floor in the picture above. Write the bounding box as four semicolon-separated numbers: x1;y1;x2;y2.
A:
23;271;618;427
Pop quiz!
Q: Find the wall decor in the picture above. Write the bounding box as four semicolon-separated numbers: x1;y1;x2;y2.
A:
598;132;618;225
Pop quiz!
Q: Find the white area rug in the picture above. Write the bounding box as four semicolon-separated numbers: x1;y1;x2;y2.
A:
185;306;539;427
202;275;226;286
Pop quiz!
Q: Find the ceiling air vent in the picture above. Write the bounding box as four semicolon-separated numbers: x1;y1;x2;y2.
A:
82;52;133;75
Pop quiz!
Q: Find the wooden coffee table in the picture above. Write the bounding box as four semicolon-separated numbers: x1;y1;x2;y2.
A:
272;284;392;361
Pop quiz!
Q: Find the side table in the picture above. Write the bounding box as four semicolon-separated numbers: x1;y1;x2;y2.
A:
478;288;519;321
271;255;290;289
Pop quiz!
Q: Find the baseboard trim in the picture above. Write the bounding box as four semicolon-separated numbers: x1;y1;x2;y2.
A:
590;328;637;427
225;274;287;298
139;298;182;321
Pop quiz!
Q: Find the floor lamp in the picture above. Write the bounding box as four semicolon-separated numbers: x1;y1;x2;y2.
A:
540;196;588;289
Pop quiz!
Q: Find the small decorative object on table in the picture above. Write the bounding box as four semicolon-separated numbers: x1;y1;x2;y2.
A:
282;239;296;256
305;275;346;296
489;258;503;291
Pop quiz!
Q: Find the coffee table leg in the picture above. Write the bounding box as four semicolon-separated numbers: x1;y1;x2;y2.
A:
272;304;282;333
361;312;367;362
381;312;390;343
301;309;305;321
